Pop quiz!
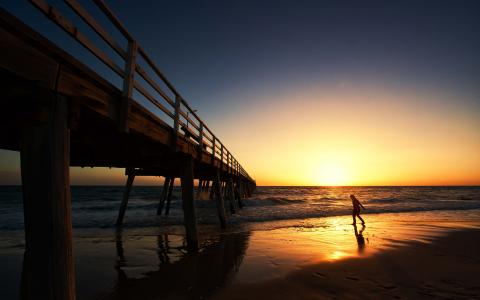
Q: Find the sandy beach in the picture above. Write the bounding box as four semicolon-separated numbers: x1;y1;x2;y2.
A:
0;209;479;299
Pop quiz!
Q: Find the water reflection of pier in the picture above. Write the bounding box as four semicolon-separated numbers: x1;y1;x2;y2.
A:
109;231;250;299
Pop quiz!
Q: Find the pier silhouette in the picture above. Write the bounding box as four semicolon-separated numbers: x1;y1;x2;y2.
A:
0;1;255;298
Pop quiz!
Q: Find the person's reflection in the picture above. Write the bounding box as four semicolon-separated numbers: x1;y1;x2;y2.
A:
353;223;366;254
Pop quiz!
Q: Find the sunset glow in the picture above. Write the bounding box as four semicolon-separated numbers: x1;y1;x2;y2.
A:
211;83;480;186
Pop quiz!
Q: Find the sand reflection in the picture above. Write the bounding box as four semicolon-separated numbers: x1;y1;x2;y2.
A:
106;230;250;299
233;212;478;284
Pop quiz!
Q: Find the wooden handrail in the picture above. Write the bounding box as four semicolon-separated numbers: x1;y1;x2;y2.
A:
28;0;253;181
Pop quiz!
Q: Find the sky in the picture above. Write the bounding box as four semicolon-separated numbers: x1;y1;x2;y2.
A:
1;0;479;186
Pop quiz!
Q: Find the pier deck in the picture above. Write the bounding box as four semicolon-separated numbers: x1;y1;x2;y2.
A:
0;1;255;299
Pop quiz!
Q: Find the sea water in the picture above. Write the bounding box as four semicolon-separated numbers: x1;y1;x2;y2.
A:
1;186;479;231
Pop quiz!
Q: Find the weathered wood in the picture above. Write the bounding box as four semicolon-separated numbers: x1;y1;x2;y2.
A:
157;177;170;215
227;178;236;214
203;180;209;192
116;170;135;226
30;0;125;77
196;179;203;199
172;95;181;150
119;39;137;132
209;181;215;200
65;0;127;58
214;169;227;229
180;156;198;250
20;94;75;300
165;177;175;215
235;179;244;208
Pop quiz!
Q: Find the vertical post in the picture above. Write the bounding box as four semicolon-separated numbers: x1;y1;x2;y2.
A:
196;179;203;199
116;169;135;226
172;95;181;150
197;123;204;158
165;178;175;215
227;177;236;214
235;178;244;208
214;169;227;229
211;137;216;164
20;95;75;299
220;144;224;170
180;155;198;250
157;177;171;215
119;40;137;132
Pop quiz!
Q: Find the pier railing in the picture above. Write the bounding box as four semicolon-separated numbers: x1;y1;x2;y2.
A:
28;0;253;181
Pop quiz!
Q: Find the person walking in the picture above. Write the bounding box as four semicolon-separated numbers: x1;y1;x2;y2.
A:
350;194;366;225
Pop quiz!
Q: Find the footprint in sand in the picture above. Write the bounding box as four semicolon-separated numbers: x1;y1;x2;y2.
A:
345;276;359;281
314;272;328;279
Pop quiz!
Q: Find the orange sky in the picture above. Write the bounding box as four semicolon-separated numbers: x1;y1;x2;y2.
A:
0;82;479;186
208;82;480;186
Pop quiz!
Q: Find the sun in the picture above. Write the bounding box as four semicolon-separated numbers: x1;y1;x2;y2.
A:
316;163;348;186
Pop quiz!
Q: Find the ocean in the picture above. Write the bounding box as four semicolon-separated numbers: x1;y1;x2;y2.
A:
1;186;479;231
1;185;480;299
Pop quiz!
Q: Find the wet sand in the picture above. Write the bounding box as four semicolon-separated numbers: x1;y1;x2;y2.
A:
0;210;479;299
214;226;480;300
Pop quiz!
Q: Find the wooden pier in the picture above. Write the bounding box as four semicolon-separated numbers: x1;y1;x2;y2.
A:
0;1;255;299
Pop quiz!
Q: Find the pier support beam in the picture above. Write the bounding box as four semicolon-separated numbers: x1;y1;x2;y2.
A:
165;177;175;215
227;178;236;214
180;156;198;250
235;179;244;208
214;169;227;229
116;169;135;226
157;177;171;215
20;95;75;300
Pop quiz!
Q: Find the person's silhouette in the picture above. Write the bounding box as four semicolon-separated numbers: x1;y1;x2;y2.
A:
350;194;366;225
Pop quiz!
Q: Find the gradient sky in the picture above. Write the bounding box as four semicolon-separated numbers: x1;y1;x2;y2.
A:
1;0;479;185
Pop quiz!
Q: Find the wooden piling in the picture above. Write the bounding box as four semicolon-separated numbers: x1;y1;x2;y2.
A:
20;95;75;300
196;179;203;199
214;169;227;229
227;178;236;214
165;177;175;215
157;177;170;215
180;155;198;250
116;170;135;226
209;182;215;200
235;179;244;208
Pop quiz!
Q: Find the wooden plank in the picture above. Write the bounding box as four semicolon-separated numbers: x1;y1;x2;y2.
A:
119;39;137;132
133;80;175;119
180;156;198;250
30;0;125;77
135;64;175;107
64;0;127;58
0;26;59;90
138;46;180;97
116;170;135;226
92;0;133;40
20;94;75;299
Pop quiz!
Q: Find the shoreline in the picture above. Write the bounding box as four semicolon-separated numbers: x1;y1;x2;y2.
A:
1;209;479;299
